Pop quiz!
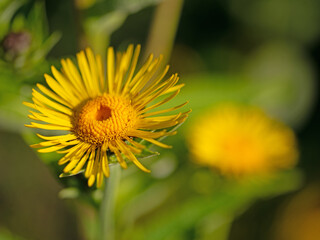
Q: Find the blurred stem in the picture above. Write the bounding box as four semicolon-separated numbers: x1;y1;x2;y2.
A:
72;0;88;50
76;202;98;240
99;164;121;240
213;219;232;240
144;0;184;65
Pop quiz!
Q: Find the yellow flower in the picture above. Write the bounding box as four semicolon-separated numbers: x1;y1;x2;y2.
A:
188;104;298;176
24;45;189;187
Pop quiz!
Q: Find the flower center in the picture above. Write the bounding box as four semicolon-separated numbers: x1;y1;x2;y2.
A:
95;106;112;121
73;95;138;145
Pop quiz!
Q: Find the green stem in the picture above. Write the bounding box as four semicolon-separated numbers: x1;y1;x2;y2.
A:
99;163;121;240
72;0;87;50
144;0;184;65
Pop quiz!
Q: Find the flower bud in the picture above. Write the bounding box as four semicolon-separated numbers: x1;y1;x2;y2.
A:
2;31;31;57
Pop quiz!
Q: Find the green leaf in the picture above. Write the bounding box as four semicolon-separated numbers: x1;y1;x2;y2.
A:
30;31;61;63
0;0;25;37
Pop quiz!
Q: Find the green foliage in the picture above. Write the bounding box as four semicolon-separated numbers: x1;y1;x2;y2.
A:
229;0;320;44
171;53;315;129
120;170;302;240
0;1;60;132
0;227;26;240
243;42;316;128
83;0;162;54
1;0;317;239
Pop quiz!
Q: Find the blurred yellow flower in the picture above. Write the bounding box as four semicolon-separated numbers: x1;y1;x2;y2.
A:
24;45;188;187
188;104;298;176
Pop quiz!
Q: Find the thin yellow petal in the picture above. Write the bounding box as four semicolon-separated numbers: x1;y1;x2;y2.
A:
117;140;150;173
125;137;146;149
32;88;72;115
128;53;154;89
128;129;167;139
85;148;96;178
107;47;115;94
37;83;73;108
77;51;95;97
58;143;87;165
141;137;172;149
110;145;127;169
121;45;141;95
36;133;76;141
51;66;80;104
65;58;89;97
102;151;110;177
88;175;95;187
38;144;68;153
63;157;81;173
71;148;92;174
28;111;72;127
96;54;105;92
26;122;71;131
86;48;101;96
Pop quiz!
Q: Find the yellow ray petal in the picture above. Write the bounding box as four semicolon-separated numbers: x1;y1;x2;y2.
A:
129;55;163;95
63;157;81;173
26;122;71;131
96;157;105;188
96;54;105;92
140;93;186;116
136;120;179;130
109;145;127;169
128;129;167;139
37;83;73;108
85;147;96;178
24;101;71;121
51;66;80;104
133;63;169;102
128;53;154;89
88;175;95;187
125;137;146;149
32;88;73;115
65;58;90;97
44;73;77;106
58;142;87;165
86;48;101;96
121;45;141;95
116;140;150;172
36;133;76;141
77;51;95;97
28;111;72;127
102;150;110;177
61;59;86;97
133;74;179;109
107;47;115;94
71;147;92;174
38;144;69;153
142;137;172;149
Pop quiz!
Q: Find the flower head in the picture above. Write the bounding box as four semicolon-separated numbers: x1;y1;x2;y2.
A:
25;45;189;187
188;104;298;176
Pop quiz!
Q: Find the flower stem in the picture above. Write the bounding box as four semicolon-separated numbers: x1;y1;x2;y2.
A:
144;0;184;65
99;163;121;240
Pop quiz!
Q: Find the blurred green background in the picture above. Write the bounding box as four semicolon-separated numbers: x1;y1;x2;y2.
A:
0;0;320;239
